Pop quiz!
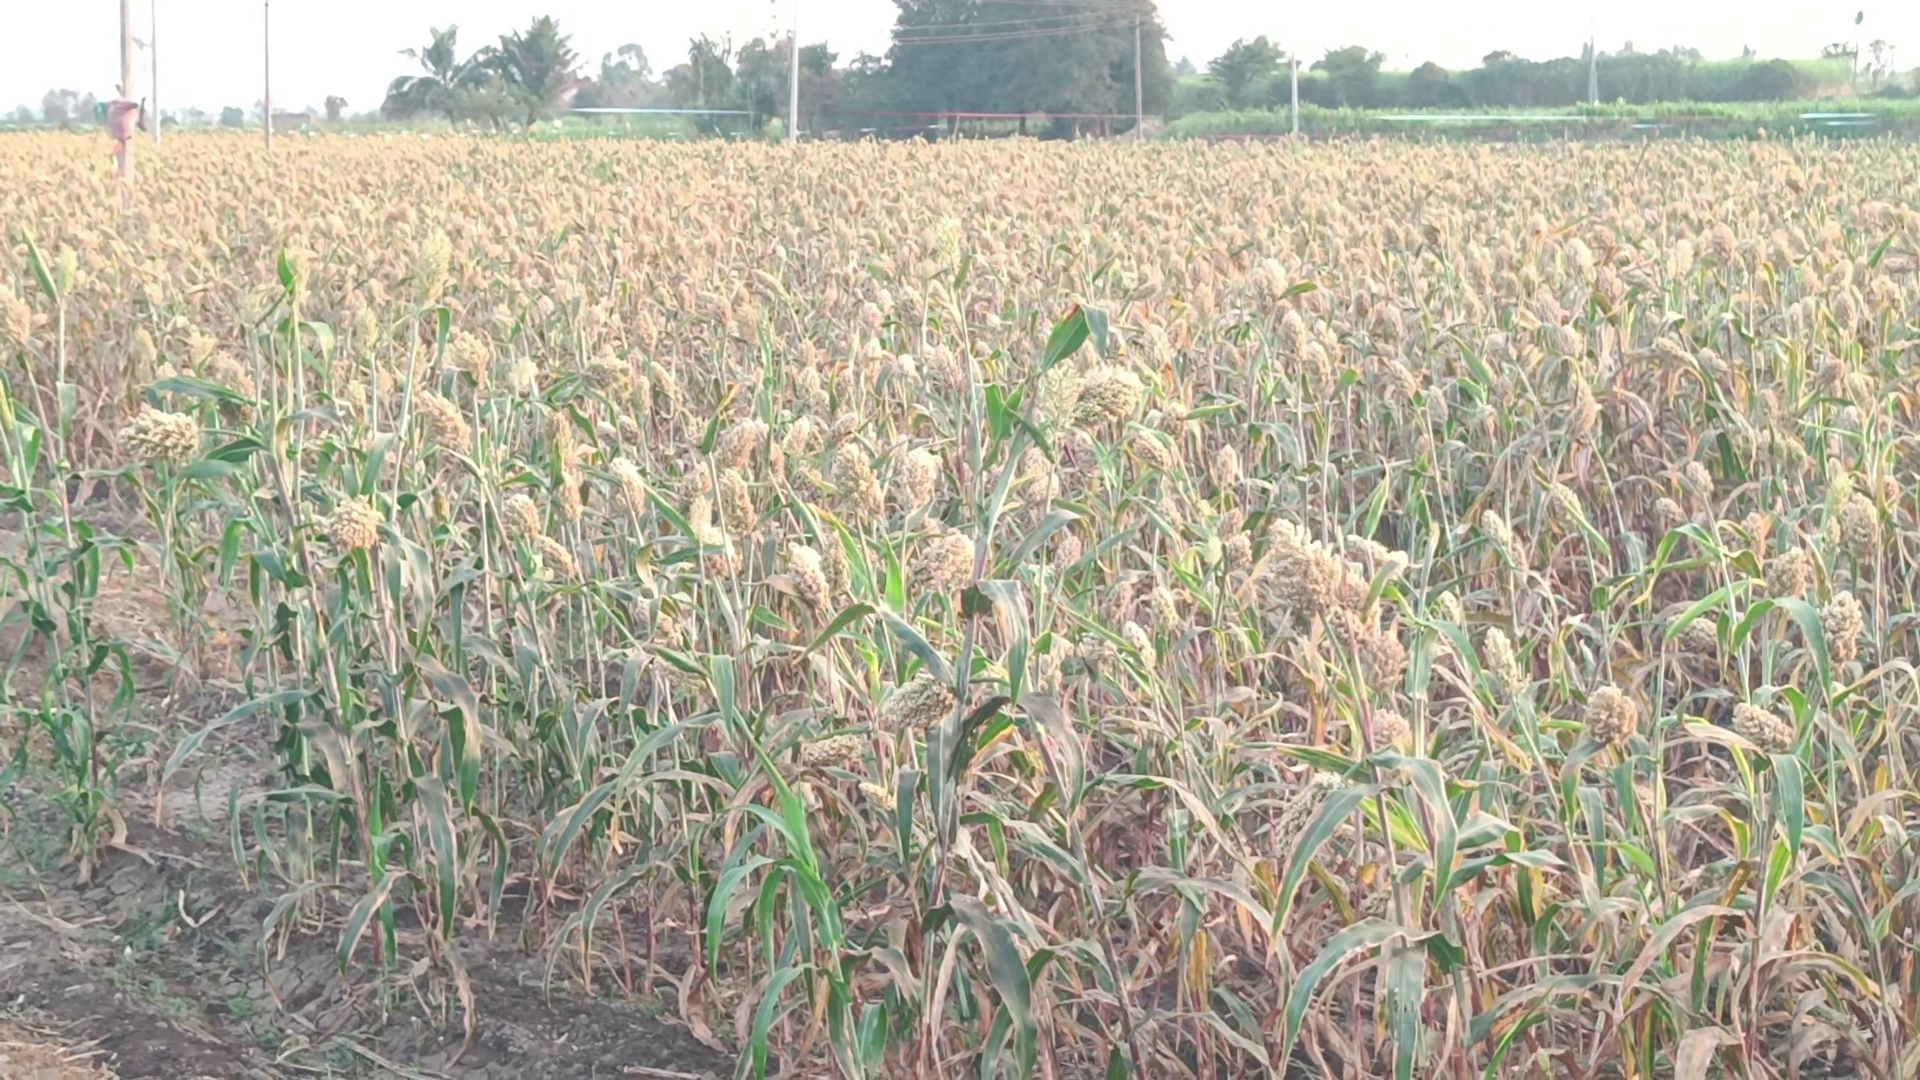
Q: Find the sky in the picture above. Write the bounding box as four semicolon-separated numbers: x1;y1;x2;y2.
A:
2;1;1908;116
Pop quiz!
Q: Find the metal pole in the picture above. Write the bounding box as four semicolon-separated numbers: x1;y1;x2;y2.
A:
787;0;800;139
263;0;273;149
151;0;160;143
1133;14;1144;137
1587;32;1598;104
120;0;135;178
1290;55;1299;135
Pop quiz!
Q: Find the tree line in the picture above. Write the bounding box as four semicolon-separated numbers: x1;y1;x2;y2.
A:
378;7;1911;136
21;3;1878;133
1188;39;1901;114
379;3;1171;135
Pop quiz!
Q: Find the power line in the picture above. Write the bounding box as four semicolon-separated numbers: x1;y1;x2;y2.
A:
893;7;1134;33
894;16;1139;46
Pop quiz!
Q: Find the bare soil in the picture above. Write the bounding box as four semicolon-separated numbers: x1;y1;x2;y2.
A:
2;522;734;1079
2;788;735;1079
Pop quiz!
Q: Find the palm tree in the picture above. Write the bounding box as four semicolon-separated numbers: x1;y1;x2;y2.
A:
382;25;470;120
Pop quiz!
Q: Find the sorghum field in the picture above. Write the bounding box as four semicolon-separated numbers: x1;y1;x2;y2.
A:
2;132;1919;1078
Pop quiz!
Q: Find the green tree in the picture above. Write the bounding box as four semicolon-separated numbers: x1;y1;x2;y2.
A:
1402;61;1462;108
383;25;474;120
1312;45;1385;107
883;0;1169;135
664;36;737;129
802;44;838;77
1208;36;1283;108
735;38;783;124
487;16;582;125
576;44;656;109
324;95;348;122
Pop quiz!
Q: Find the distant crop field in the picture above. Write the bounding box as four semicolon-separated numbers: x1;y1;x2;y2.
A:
2;132;1919;1077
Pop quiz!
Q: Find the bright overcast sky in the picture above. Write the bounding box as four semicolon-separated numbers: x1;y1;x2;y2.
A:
3;1;1906;115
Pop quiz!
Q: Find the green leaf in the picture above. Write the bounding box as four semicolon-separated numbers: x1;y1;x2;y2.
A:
1282;919;1401;1057
1021;693;1085;810
162;689;311;787
1129;866;1273;929
1002;508;1078;572
22;232;58;303
1039;305;1090;373
148;375;251;404
1770;752;1804;856
337;870;398;975
417;655;484;809
1663;583;1736;643
1617;904;1742;1017
951;896;1037;1077
894;769;921;862
413;775;460;936
877;609;952;686
705;854;775;972
973;579;1029;701
1083;306;1110;356
204;436;267;464
1382;752;1457;908
1764;836;1793;907
1274;783;1380;932
806;602;873;653
1868;233;1895;270
1771;597;1831;690
537;720;696;874
748;964;808;1078
1387;940;1425;1080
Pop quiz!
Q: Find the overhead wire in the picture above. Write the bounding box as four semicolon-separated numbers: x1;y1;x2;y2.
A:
892;8;1142;47
892;9;1128;33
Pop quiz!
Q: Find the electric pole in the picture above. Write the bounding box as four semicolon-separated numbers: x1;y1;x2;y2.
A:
1290;54;1300;135
788;0;800;140
119;0;135;178
1587;31;1599;104
264;0;273;149
1133;13;1144;137
151;0;160;143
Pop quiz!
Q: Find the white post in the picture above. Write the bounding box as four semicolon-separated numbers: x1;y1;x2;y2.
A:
119;0;135;178
1133;14;1144;137
1290;55;1299;135
150;0;160;143
1587;33;1599;104
263;0;273;149
787;0;800;139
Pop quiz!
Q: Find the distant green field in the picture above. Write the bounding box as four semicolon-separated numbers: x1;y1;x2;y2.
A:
1161;96;1920;140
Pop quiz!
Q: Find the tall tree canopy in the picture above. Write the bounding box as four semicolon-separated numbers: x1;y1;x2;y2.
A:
486;16;581;123
383;25;476;120
383;19;581;125
882;0;1169;129
1208;37;1284;108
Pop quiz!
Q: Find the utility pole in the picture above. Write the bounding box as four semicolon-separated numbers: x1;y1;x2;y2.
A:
787;0;800;140
1587;31;1599;104
1290;54;1300;135
119;0;135;178
150;0;160;143
1133;12;1144;137
263;0;273;149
